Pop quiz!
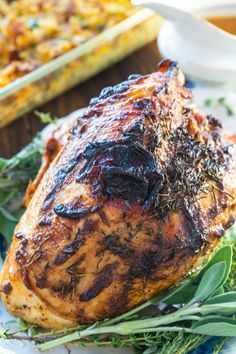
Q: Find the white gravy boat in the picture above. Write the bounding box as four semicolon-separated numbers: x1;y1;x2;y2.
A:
132;0;236;84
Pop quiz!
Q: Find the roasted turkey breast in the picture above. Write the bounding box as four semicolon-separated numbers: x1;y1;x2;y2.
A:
1;60;236;329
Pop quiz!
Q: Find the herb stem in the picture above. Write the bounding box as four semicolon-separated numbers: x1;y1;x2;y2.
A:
37;305;202;351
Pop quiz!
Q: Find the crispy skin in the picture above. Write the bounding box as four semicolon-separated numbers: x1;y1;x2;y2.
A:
1;60;236;329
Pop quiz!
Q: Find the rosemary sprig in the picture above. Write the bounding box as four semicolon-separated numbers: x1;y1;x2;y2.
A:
0;133;44;244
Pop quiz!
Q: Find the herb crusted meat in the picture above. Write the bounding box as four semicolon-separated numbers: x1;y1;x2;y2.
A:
1;60;236;329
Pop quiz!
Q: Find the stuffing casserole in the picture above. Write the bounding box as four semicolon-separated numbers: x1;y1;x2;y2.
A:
0;0;161;127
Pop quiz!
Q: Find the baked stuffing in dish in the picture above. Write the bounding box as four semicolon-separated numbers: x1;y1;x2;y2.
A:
0;0;138;87
0;1;160;127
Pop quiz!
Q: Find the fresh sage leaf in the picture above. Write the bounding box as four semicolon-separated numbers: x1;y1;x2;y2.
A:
148;291;173;305
212;286;224;297
192;321;236;337
159;281;197;305
192;261;226;302
192;315;233;328
199;303;236;316
195;245;232;288
205;291;236;305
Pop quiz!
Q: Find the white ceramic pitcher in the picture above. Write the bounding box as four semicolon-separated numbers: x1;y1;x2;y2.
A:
132;0;236;83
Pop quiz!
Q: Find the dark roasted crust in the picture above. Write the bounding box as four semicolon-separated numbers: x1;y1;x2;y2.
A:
1;60;236;328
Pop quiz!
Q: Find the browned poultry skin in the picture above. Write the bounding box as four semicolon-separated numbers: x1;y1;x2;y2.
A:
1;60;236;329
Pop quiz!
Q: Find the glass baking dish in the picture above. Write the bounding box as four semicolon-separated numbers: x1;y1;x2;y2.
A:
0;8;162;128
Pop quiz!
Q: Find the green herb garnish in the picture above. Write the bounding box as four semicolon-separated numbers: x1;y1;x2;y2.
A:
0;133;44;244
35;111;58;124
0;111;56;244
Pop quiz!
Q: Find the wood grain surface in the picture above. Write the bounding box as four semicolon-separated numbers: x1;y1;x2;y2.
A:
0;41;161;158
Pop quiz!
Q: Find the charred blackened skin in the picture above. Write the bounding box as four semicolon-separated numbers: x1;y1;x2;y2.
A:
53;220;96;265
97;234;134;258
181;201;207;252
36;263;50;289
15;237;32;290
77;139;163;203
15;237;28;265
89;73;143;106
54;204;100;219
54;235;85;265
54;138;163;219
80;263;115;301
128;251;163;280
80;219;98;234
43;152;81;208
54;119;224;221
89;80;131;106
123;117;161;153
